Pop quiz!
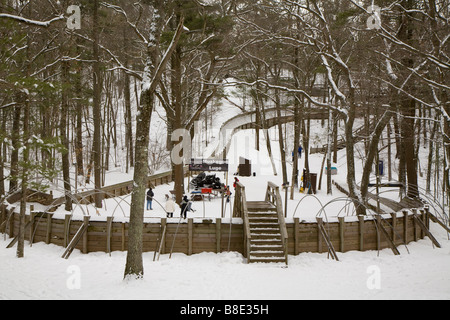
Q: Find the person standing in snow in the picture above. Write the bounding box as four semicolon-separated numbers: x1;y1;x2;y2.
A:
146;188;154;210
165;197;176;218
225;186;232;203
233;177;239;189
180;195;189;219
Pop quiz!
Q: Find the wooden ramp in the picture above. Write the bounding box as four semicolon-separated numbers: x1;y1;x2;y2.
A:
412;213;441;248
317;218;339;261
61;216;90;259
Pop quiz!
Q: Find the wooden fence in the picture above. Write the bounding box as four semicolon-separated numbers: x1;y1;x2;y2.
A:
0;205;431;258
288;209;430;255
0;208;244;256
53;168;182;206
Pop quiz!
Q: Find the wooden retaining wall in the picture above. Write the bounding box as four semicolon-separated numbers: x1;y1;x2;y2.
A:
0;208;244;256
287;209;428;255
0;206;429;257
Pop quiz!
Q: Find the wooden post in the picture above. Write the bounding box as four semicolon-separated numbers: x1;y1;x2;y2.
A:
376;215;381;251
294;217;300;255
317;217;323;253
338;216;345;253
216;218;221;253
121;222;126;251
358;215;364;251
106;216;113;255
29;211;35;245
403;210;408;244
82;216;90;254
420;209;427;238
161;218;167;254
390;212;397;244
8;208;15;238
0;204;5;233
188;218;193;256
413;211;418;241
46;213;53;244
423;207;430;229
63;214;71;248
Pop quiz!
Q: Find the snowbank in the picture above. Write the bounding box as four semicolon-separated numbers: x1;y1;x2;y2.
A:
0;221;449;300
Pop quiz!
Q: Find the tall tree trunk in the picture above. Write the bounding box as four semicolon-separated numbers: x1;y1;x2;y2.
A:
275;87;287;184
387;121;393;181
123;28;134;171
125;89;154;279
124;10;185;279
302;107;311;183
61;60;72;211
398;2;419;198
9;105;21;192
16;13;31;257
93;0;103;208
360;110;393;201
426;120;438;192
172;44;184;205
16;90;29;258
290;93;302;199
0;110;4;197
75;44;84;177
345;99;365;215
326;109;333;195
124;73;134;171
428;0;450;202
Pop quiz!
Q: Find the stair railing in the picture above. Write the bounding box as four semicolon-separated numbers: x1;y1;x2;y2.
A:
266;182;289;265
233;182;252;262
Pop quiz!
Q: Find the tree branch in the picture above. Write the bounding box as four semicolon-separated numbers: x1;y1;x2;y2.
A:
0;13;64;27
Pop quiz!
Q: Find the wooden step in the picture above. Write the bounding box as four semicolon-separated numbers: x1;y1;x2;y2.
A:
248;213;278;218
250;233;281;240
251;244;284;251
246;201;277;212
250;250;285;258
250;227;280;233
250;224;280;233
250;238;283;245
249;256;286;264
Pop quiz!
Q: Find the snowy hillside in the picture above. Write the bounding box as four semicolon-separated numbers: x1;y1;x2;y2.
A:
1;122;450;300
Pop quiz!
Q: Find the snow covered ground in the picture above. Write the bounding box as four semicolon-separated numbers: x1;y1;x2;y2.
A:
0;223;449;300
1;126;450;301
2;87;450;301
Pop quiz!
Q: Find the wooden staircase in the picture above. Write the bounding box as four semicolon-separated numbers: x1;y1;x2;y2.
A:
247;202;286;264
233;182;288;265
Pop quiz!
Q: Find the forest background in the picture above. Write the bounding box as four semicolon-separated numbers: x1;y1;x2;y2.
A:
0;0;448;278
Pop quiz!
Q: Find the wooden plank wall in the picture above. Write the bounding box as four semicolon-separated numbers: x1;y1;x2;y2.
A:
0;209;245;256
288;211;428;255
0;206;427;257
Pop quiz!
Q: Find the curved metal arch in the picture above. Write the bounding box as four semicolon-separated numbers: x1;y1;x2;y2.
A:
292;194;327;219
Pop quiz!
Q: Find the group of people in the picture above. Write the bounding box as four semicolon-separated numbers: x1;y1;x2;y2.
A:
145;177;240;218
146;188;194;219
292;145;303;161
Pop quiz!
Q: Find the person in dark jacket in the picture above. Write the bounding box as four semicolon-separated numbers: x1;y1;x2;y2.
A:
146;188;154;210
180;195;189;219
225;186;232;203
